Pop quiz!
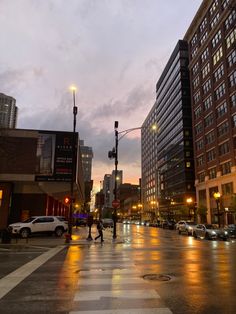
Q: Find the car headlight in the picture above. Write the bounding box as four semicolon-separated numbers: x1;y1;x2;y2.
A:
211;231;216;235
188;227;193;230
224;231;228;234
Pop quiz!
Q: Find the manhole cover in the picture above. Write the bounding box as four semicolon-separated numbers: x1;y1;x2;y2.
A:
143;274;171;281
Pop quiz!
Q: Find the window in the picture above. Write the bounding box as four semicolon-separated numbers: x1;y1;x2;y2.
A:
216;101;227;118
219;141;230;156
222;182;233;195
209;167;217;179
215;83;226;100
217;121;229;136
191;33;198;47
212;30;222;48
194;106;202;119
225;10;236;30
210;12;220;29
194;90;201;104
213;46;223;65
203;95;213;110
231;93;236;107
210;0;218;15
195;123;203;135
197;155;205;166
214;63;224;82
203;79;211;94
204;113;214;127
205;131;215;145
201;47;209;63
198;172;205;182
226;29;236;49
186;162;191;168
196;138;204;151
222;0;230;9
193;76;200;89
228;50;236;67
221;162;231;175
229;71;236;87
207;149;216;162
202;63;210;79
192;62;199;75
232;114;236;127
192;47;198;58
201;32;208;45
200;17;207;32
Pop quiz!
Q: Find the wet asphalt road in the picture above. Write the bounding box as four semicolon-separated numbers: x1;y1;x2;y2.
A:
0;224;235;314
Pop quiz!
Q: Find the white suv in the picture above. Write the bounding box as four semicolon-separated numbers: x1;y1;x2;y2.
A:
8;216;68;238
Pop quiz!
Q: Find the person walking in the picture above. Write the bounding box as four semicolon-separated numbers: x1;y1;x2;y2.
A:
95;219;104;242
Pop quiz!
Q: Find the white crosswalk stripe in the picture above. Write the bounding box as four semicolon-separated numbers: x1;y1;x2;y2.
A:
70;246;173;313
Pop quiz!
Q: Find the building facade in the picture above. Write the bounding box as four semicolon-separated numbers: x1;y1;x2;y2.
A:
141;40;195;221
184;0;236;224
0;128;85;230
0;93;18;129
79;140;93;182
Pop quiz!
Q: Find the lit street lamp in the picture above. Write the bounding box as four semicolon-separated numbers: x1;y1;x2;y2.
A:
68;85;78;240
108;121;157;239
213;192;221;228
186;197;196;222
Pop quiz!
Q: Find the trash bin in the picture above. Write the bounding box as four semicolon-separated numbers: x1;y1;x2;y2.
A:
1;228;11;244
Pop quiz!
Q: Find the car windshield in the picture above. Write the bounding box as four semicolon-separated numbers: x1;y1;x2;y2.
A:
187;222;195;225
205;224;217;229
22;217;36;223
57;216;67;221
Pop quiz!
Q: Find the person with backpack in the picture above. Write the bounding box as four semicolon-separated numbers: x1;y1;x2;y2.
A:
95;219;104;242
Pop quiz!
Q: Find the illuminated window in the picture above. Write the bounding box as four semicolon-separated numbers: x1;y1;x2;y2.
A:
226;29;236;49
0;190;2;207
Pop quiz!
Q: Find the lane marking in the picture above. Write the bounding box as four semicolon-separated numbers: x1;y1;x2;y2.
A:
70;309;172;314
74;289;160;301
77;277;145;285
79;269;140;275
0;245;65;299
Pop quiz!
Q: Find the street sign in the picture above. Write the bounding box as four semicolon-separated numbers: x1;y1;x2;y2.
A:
112;199;120;208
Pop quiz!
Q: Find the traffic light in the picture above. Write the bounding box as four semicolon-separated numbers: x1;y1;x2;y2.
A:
64;196;70;204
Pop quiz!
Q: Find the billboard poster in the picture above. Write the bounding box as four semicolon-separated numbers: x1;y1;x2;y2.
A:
35;131;78;182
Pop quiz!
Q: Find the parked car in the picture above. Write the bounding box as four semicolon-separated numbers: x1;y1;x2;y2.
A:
75;218;87;227
102;218;114;228
8;216;68;238
192;224;225;240
178;221;196;235
162;220;176;230
224;224;236;238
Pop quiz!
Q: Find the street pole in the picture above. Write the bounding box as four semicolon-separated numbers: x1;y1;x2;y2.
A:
68;86;77;239
214;192;221;228
113;121;119;239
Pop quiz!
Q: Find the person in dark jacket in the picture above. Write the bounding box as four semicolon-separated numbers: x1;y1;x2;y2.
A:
95;220;104;242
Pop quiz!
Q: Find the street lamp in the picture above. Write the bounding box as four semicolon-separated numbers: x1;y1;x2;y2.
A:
186;197;194;221
68;85;78;240
108;121;157;239
213;192;221;228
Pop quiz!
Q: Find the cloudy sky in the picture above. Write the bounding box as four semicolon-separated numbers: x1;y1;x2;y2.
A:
0;0;202;191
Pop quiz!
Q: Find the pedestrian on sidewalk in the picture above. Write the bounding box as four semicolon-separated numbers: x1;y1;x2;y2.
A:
95;219;104;242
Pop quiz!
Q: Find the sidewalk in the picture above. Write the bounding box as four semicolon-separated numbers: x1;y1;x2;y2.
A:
0;226;123;248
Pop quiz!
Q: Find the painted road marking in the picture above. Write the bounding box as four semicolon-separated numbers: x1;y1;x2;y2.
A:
77;277;145;285
0;245;65;299
70;309;172;314
74;289;160;301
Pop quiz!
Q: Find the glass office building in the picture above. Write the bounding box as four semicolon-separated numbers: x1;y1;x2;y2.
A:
141;40;195;221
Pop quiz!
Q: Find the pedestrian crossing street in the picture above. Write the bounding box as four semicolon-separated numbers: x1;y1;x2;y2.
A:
69;245;173;313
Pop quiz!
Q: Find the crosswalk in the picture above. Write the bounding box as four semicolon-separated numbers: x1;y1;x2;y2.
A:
69;245;172;313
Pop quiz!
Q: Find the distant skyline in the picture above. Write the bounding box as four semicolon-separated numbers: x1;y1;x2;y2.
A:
0;0;202;191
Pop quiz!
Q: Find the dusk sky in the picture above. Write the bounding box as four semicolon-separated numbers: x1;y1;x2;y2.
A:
0;0;202;191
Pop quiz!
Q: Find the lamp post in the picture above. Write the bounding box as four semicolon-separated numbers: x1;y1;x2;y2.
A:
68;85;78;239
213;192;221;228
186;197;193;222
108;122;157;239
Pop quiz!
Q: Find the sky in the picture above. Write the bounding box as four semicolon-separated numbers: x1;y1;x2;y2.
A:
0;0;202;192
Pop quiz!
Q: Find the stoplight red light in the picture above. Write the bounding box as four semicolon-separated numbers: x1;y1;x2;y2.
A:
64;197;70;204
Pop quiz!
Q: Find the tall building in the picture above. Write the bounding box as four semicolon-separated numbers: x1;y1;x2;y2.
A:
0;93;18;128
79;140;93;182
103;170;123;209
141;40;195;221
184;0;236;224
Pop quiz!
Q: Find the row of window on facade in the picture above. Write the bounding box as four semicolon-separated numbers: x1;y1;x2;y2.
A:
191;0;233;50
198;161;233;182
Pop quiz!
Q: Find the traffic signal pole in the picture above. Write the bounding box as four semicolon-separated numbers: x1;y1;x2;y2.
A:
113;122;119;239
